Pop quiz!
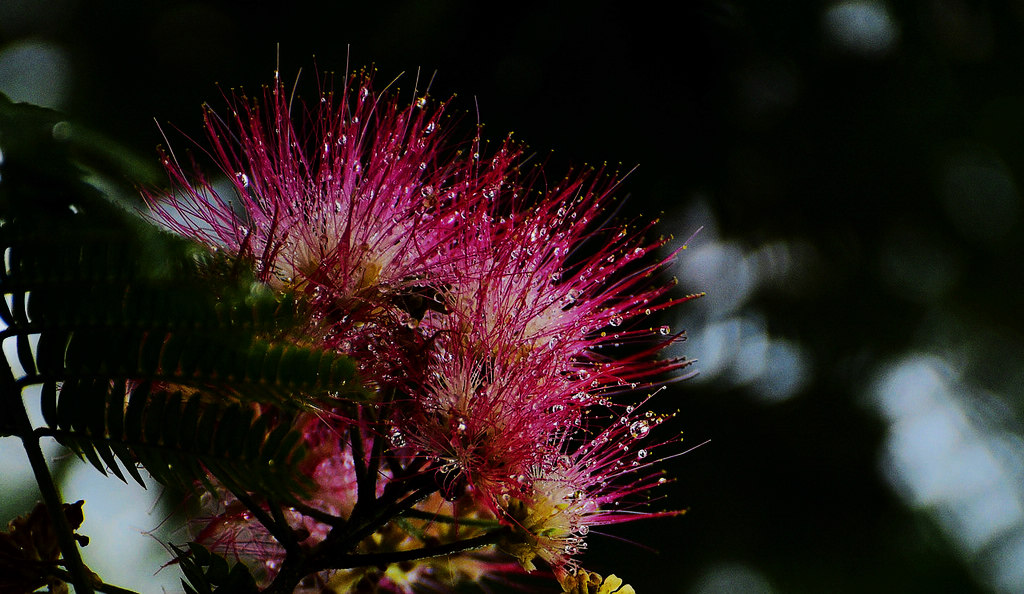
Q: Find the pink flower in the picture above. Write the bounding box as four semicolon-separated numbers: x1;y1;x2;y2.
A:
148;71;472;388
496;395;687;579
150;69;699;592
403;155;699;504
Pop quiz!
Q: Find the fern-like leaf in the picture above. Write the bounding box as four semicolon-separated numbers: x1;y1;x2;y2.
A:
171;543;259;594
44;378;314;500
0;94;364;498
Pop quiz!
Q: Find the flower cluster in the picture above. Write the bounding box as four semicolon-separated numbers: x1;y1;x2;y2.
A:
150;69;699;592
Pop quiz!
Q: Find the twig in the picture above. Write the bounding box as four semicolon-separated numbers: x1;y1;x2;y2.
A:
3;364;96;594
399;508;502;528
315;528;508;571
51;568;140;594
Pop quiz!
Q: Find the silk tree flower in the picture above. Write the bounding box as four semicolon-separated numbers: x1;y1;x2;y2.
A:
148;70;469;388
149;69;698;592
495;396;685;584
404;151;699;504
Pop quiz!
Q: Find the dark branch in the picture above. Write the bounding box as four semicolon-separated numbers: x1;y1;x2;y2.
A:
314;528;509;571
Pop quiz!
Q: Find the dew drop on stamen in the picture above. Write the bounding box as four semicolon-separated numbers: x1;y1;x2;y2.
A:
659;325;671;335
388;428;406;447
637;449;648;459
609;314;623;327
630;420;650;439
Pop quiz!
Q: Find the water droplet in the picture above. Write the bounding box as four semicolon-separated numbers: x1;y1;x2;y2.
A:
388;428;406;447
564;545;579;555
609;314;623;327
577;524;590;535
659;325;671;335
235;172;250;187
629;420;650;439
644;308;652;315
455;417;467;433
415;96;427;108
637;449;648;459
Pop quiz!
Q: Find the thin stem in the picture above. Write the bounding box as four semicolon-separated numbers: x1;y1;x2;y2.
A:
3;365;95;594
19;436;95;594
232;491;298;554
51;568;139;594
322;481;437;557
348;420;374;521
313;528;509;571
264;477;439;593
288;500;347;528
399;508;503;528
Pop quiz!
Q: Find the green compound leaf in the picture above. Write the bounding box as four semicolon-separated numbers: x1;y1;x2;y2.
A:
172;543;259;594
46;379;314;500
0;94;366;499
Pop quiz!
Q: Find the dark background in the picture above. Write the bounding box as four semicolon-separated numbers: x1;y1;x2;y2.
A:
3;1;1023;592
